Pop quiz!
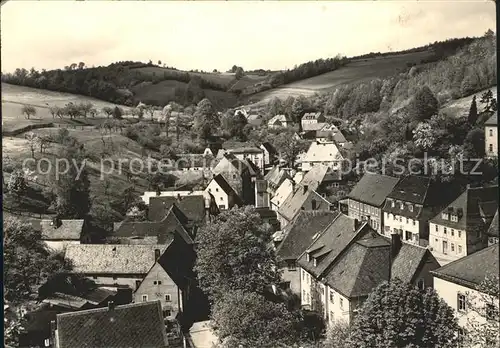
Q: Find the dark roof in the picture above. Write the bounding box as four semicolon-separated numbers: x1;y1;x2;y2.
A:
302;112;322;120
429;186;498;231
264;166;291;190
486;209;499;237
30;219;84;241
56;301;168;348
277;211;339;260
211;174;244;206
485;111;497;126
431;244;499;289
156;233;195;289
115;205;193;244
261;142;277;155
149;195;207;223
24;308;61;333
348;173;400;207
386;175;431;204
323;233;391;298
297;214;371;278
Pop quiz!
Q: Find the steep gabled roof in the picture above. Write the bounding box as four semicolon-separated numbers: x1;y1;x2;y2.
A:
261;142;277;156
388;240;436;283
348;173;400;207
277;210;339;260
278;165;329;222
386;175;431;204
431;244;499;289
486;209;499;237
31;219;84;241
56;301;168;348
65;244;169;275
149;195;207;223
270;178;294;209
264;166;291;189
429;186;498;231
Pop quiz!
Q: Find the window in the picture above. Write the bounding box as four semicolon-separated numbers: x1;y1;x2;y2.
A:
220;197;223;201
287;261;297;271
409;205;413;212
405;231;412;241
451;243;455;252
406;217;409;224
153;281;157;285
391;200;395;208
399;216;402;222
457;293;466;312
93;276;97;280
306;253;310;262
165;294;171;302
113;275;118;280
435;224;438;231
313;258;317;267
163;309;172;317
330;311;334;321
142;295;148;302
412;219;415;226
303;290;306;299
219;205;225;209
215;188;219;192
302;270;305;280
329;291;335;303
451;229;455;237
451;215;458;222
311;199;317;210
442;213;449;220
489;144;493;152
458;231;461;238
457;328;465;346
444;227;447;235
489;129;493;137
443;241;448;254
417;279;425;290
340;298;344;310
400;202;404;210
486;304;495;321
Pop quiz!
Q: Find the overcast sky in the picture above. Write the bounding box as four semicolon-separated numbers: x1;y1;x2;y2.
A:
1;1;496;73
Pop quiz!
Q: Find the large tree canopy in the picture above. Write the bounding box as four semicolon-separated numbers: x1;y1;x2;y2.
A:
348;279;459;348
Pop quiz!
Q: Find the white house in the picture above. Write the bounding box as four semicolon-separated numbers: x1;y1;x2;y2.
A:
301;141;343;172
428;185;498;264
301;112;325;130
431;244;499;346
30;218;83;252
260;142;277;167
205;174;243;210
268;114;292;129
270;178;295;212
485;112;497;158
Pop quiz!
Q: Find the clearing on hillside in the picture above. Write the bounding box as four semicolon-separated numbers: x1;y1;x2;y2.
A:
441;86;498;117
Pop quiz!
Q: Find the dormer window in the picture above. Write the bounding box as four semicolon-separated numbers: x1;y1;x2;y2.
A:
400;202;404;210
313;258;317;267
391;200;395;208
442;212;449;220
306;253;310;262
409;205;413;212
451;215;458;222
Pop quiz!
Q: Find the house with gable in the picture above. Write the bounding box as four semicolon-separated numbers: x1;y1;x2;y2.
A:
485;111;497;158
298;214;441;326
260;142;278;167
316;124;348;146
428;185;498;263
65;244;168;291
264;165;292;196
382;175;456;247
212;153;254;204
301;112;325;130
301;141;344;172
431;244;499;339
53;301;169;348
270;177;295;212
268;114;292;129
29;218;83;252
277;164;336;228
205;174;244;210
276;210;339;294
113;204;194;244
347;173;400;234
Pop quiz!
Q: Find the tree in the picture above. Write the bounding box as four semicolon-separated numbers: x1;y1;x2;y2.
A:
412;122;436;151
50;139;91;219
113;106;123;119
132;106;144;119
324;321;351;348
21;104;36;119
480;89;495;113
291;96;306;123
145;105;156;120
79;102;93;118
193;98;220;143
222;109;248;141
463;128;485;159
158;60;162;65
78;62;85;70
272;131;309;168
235;67;245;80
347;279;459;348
211;290;301;348
49;106;60;118
25;131;40;158
464;274;499;348
467;95;479;125
102;106;114;118
194;206;281;300
267;97;283;117
408;86;439;122
4;217;73;303
160;144;177;161
7;170;27;197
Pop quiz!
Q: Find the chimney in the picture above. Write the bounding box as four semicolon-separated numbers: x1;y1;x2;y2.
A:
390;231;402;261
354;218;361;230
108;301;115;311
154;248;161;260
303;185;308;194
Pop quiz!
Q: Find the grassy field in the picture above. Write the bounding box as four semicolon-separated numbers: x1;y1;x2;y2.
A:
441;86;497;117
246;50;435;105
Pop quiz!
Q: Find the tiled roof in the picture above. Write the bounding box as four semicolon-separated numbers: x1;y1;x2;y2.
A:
270;178;294;209
302;112;322;120
277;210;339;260
386;175;431;204
387;239;435;283
264;166;291;190
297;214;371;278
348;173;400;207
227;147;263;155
31;219;84;241
278;165;329;222
323;233;391;298
485;111;497;126
486;209;499;237
115;205;193;244
211;174;244;206
56;301;168;348
431;244;499;289
429;186;498;231
302;141;343;164
65;244;168;275
268;114;291;125
24;307;61;333
302;122;327;132
149;195;207;223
